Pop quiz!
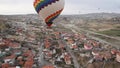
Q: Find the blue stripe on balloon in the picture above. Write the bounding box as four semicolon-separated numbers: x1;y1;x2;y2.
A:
35;0;59;13
49;14;59;22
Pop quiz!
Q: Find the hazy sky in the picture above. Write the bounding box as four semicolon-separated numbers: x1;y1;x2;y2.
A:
0;0;120;15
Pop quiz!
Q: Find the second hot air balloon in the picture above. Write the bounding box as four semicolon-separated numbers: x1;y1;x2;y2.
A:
33;0;65;27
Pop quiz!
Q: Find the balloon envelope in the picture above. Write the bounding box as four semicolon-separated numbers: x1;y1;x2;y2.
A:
33;0;65;27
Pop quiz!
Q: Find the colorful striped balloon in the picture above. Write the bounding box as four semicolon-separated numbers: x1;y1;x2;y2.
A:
33;0;65;27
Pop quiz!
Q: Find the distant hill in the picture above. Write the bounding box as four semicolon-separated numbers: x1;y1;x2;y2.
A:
0;13;120;21
61;13;120;19
0;13;120;24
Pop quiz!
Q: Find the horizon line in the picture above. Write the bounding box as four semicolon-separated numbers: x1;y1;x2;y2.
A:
0;12;120;16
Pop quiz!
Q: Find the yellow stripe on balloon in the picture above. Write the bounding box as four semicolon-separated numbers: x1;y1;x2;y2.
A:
34;0;41;8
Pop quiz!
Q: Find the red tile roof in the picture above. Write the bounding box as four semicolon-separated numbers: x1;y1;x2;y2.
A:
94;55;103;61
67;38;74;44
59;44;65;49
17;28;23;33
92;50;99;56
64;53;71;64
24;57;34;68
92;41;100;47
84;43;93;50
103;52;112;60
42;65;54;68
72;45;78;49
19;60;24;65
111;49;118;55
6;41;20;48
44;40;51;48
45;51;52;57
3;39;11;46
23;50;34;57
116;51;120;62
2;63;10;68
4;54;16;60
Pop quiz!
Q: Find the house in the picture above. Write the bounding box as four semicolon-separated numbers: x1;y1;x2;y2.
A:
0;37;2;42
54;32;60;39
17;56;23;61
25;33;36;43
3;39;11;46
24;57;34;68
5;47;10;51
56;56;62;62
0;38;5;47
103;51;112;61
92;50;99;56
13;50;22;56
17;57;24;66
43;49;49;53
17;28;23;33
116;51;120;62
4;54;16;63
44;51;52;59
0;52;6;57
64;53;71;65
8;42;21;49
44;40;51;48
67;38;74;45
17;35;26;41
0;42;5;48
16;28;23;35
42;65;54;68
63;36;69;40
1;63;10;68
23;49;34;57
60;53;64;59
8;66;21;68
0;51;1;54
71;43;78;50
92;41;100;47
80;53;91;57
80;34;87;40
45;42;51;48
84;43;93;50
52;49;56;54
111;48;118;55
93;55;103;61
59;44;65;49
63;34;71;40
16;66;21;68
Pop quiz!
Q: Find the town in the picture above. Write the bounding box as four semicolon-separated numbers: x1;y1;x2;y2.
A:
0;15;120;68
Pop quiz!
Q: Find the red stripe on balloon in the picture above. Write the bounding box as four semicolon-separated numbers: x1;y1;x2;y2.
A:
45;9;63;23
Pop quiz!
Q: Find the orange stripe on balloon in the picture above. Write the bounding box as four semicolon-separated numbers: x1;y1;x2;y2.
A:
33;0;38;6
33;0;41;8
45;9;63;22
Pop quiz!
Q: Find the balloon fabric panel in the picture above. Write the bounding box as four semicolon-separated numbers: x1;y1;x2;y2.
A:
33;0;64;27
34;0;59;13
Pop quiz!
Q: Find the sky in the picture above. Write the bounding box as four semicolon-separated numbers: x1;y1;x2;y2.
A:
0;0;120;15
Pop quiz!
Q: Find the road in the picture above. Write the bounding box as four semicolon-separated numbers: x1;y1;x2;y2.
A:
60;23;120;48
60;38;80;68
53;27;81;68
66;46;81;68
38;40;50;67
72;25;120;48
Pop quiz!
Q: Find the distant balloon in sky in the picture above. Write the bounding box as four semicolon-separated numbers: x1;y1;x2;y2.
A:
33;0;65;27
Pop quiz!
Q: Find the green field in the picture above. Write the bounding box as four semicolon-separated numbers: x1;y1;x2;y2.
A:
98;29;120;37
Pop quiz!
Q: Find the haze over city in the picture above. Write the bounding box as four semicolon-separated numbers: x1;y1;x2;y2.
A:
0;0;120;15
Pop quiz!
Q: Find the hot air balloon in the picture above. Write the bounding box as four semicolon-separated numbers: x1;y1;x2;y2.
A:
33;0;65;28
